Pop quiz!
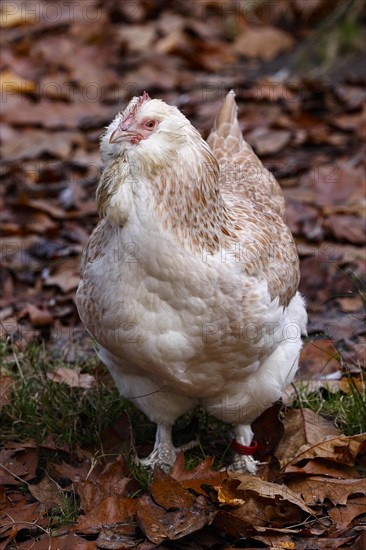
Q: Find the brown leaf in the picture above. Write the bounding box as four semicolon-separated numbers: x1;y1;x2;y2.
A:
1;129;83;161
74;496;138;534
282;458;361;479
229;474;314;516
323;215;366;245
28;476;65;509
77;456;135;514
136;493;216;544
19;304;53;327
47;367;95;389
301;162;365;209
234;26;294;60
0;500;46;537
170;454;227;496
0;442;39;484
252;402;284;459
328;496;366;530
248;128;292;155
95;523;139;549
45;268;80;293
0;70;35;94
287;476;365;506
150;468;195;510
337;296;364;313
276;409;341;468
283;432;366;469
15;533;97;549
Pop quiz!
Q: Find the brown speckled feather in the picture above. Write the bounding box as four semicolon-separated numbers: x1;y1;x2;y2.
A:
205;91;299;305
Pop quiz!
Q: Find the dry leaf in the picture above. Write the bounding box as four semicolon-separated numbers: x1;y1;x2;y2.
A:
77;456;134;514
150;468;195;510
248;129;292;155
136;493;215;544
287;476;366;506
170;454;227;496
0;70;35;94
47;367;95;389
234;26;294;60
28;476;65;509
283;433;366;469
74;496;138;534
328;496;366;530
0;442;39;484
276;408;341;468
230;474;314;516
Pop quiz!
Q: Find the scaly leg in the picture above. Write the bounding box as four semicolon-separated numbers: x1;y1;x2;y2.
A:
229;424;260;475
137;423;197;473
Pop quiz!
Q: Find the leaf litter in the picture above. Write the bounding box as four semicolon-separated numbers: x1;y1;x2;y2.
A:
0;0;365;547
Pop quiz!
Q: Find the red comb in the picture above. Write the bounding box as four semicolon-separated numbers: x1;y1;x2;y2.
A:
119;92;151;129
130;91;151;116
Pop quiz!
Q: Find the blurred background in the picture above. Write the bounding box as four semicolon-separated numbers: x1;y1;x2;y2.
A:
1;0;365;374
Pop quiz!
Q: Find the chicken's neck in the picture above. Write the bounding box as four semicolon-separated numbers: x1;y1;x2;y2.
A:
97;141;235;254
150;143;235;254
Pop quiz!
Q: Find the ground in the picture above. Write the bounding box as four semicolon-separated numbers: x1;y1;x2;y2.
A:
0;1;365;548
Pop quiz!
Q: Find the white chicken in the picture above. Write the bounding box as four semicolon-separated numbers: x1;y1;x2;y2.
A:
76;91;307;474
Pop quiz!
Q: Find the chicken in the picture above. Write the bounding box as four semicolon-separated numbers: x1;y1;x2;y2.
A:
76;91;307;474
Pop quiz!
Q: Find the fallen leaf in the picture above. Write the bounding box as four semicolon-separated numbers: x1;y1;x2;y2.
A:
0;442;39;484
229;474;314;516
282;458;360;479
14;533;97;549
0;5;37;27
283;432;366;469
286;476;365;506
248;128;292;155
337;296;364;312
170;454;227;496
28;476;65;509
45;269;80;293
47;367;95;389
328;496;366;530
1;129;83;161
0;69;35;94
96;523;139;549
77;456;135;514
150;468;195;511
323;215;366;245
234;26;294;60
18;304;53;327
136;493;216;544
74;496;138;534
276;409;341;468
0;500;46;537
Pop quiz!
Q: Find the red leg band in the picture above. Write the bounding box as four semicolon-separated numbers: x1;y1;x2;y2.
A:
231;438;259;455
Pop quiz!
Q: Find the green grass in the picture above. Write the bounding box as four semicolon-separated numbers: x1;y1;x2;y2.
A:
292;374;366;436
1;338;365;481
0;341;126;449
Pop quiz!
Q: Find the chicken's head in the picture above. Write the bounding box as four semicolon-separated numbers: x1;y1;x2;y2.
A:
100;92;192;166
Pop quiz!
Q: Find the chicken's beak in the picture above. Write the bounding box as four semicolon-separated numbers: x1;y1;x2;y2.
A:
109;127;125;144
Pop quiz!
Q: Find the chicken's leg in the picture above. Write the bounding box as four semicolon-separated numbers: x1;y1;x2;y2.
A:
137;423;197;473
230;424;260;474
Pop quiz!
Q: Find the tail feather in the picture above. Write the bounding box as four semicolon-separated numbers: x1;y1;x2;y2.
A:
211;90;243;140
207;90;248;153
206;90;286;219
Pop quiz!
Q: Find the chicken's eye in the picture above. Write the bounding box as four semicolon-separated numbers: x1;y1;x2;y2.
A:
144;120;157;130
